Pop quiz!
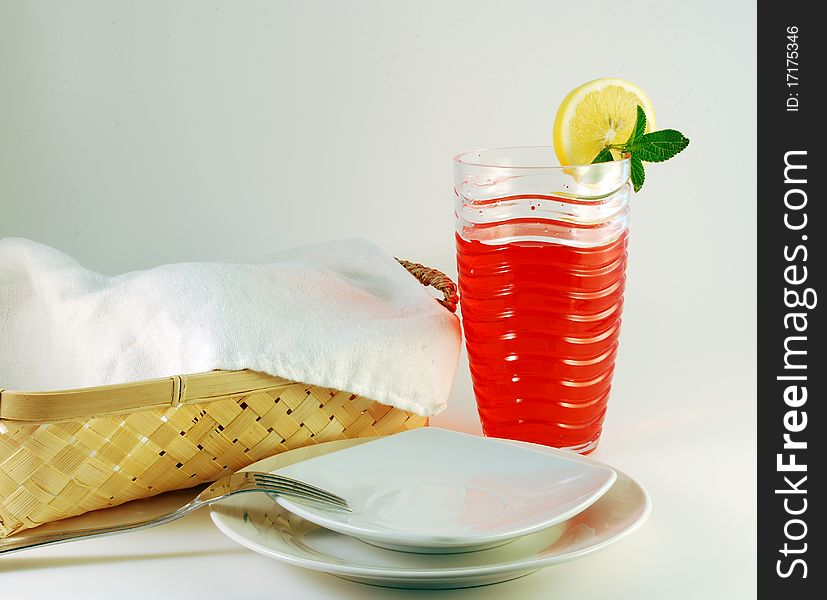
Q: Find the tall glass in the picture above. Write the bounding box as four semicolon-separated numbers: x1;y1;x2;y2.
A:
454;147;631;453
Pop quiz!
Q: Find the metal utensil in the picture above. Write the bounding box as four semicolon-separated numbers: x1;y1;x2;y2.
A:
0;471;349;556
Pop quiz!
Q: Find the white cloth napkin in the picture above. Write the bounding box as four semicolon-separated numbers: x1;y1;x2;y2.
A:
0;238;461;416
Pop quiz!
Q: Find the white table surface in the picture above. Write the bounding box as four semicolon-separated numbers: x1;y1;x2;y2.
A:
1;344;756;600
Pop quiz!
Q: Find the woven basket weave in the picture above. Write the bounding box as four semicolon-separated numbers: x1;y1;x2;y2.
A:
0;259;458;538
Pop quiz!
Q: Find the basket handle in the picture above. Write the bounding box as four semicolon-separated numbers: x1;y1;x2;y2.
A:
396;259;458;314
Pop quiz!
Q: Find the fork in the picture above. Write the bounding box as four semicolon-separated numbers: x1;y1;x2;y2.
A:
0;471;349;556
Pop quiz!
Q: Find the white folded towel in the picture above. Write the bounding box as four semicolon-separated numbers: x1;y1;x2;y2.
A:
0;238;461;416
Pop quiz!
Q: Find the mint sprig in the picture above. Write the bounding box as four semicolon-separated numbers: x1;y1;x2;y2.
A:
592;147;614;163
630;155;645;191
591;105;689;192
630;105;647;143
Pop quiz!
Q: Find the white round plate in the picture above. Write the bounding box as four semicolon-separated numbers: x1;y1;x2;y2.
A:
269;427;616;552
210;434;650;589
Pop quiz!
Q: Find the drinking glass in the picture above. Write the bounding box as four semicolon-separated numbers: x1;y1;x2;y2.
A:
454;147;631;453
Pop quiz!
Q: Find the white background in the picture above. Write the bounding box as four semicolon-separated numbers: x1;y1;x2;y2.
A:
0;1;756;598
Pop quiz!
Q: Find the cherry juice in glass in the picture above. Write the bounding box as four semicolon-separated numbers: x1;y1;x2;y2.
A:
454;147;631;453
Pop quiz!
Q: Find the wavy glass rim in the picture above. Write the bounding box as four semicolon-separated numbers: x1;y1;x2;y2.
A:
453;146;631;171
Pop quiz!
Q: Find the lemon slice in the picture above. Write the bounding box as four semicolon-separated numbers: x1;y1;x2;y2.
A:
553;78;656;166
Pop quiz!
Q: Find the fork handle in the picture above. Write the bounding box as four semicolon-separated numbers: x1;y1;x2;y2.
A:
0;499;203;556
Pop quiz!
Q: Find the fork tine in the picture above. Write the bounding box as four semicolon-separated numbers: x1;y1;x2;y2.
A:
254;484;348;508
284;495;352;513
255;473;341;500
248;479;348;508
251;473;347;503
250;475;348;507
251;473;348;507
254;482;348;509
264;488;352;512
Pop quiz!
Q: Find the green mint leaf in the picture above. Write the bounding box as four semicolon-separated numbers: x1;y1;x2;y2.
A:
630;154;645;192
627;105;647;144
635;106;647;139
592;147;614;163
625;129;690;163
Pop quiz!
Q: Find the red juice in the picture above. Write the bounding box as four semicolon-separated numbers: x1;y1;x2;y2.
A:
456;225;628;452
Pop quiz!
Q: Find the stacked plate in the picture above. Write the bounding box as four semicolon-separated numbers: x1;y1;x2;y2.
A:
210;428;650;589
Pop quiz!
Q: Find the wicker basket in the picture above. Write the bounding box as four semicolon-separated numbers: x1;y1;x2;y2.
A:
0;259;458;538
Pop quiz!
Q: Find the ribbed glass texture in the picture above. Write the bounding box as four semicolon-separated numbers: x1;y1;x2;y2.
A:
454;147;631;453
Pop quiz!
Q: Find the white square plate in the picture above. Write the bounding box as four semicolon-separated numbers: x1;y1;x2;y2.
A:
274;427;616;553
